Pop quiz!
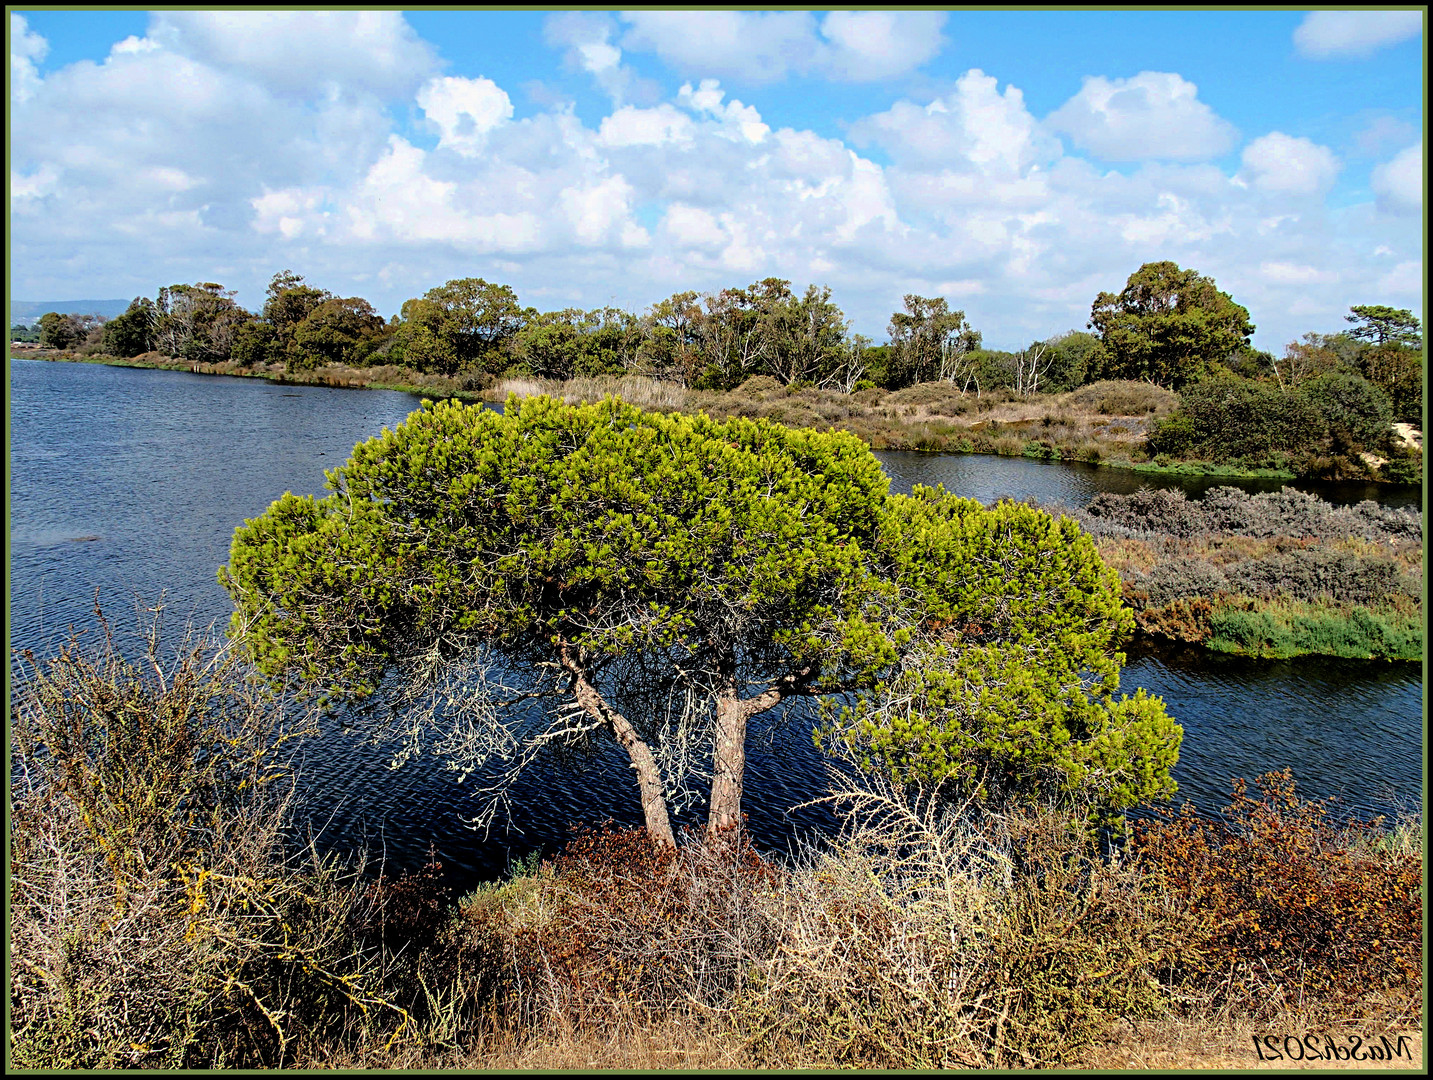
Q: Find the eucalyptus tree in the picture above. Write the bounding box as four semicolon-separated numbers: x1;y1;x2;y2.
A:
222;397;1180;845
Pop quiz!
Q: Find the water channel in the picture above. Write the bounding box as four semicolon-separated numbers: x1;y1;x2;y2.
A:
9;359;1423;888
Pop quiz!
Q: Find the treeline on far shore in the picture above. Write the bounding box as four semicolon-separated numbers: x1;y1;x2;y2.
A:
12;260;1423;482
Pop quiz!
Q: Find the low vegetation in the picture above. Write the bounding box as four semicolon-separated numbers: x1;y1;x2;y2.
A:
1067;486;1422;660
9;624;1421;1069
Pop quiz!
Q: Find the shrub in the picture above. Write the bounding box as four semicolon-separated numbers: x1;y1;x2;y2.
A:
1134;772;1423;1011
1206;600;1422;660
1148;377;1326;461
8;616;411;1068
1064;379;1178;416
1299;371;1394;452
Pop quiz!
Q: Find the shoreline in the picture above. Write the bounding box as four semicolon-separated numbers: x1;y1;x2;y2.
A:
13;347;1417;487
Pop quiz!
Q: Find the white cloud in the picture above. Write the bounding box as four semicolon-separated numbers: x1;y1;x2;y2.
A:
1240;133;1341;195
417;76;514;156
1371;142;1422;216
677;80;769;144
150;10;437;98
852;70;1057;177
664;204;726;249
1260;261;1336;286
112;35;160;56
1046;72;1237;162
559;175;642;247
1294;11;1423;59
1353;115;1418;156
10;12;48;103
598;104;695;147
817;11;947;80
1377;260;1421;296
618;10;947;84
543;10;659;106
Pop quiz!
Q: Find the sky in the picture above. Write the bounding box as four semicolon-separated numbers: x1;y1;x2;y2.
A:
8;8;1425;353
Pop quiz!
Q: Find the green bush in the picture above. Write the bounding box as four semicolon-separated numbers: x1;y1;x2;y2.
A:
1148;377;1326;462
1299;371;1394;452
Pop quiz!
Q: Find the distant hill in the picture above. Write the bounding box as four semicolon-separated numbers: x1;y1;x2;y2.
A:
11;299;132;325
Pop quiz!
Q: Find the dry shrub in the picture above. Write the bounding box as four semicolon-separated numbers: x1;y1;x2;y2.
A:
1065;379;1179;416
8;613;411;1068
1133;771;1423;1016
456;826;784;1039
1133;597;1218;643
885;380;971;416
734;778;1174;1069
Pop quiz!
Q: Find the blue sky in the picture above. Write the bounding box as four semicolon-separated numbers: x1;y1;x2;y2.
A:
9;9;1424;352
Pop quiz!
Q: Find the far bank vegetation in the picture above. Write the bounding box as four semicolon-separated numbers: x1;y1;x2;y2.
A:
13;263;1423;484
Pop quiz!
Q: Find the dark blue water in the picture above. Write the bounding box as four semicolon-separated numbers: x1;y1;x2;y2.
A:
8;359;1423;888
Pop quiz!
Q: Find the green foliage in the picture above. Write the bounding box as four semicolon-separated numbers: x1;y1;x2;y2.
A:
1345;304;1421;348
1206;599;1422;660
1360;342;1423;425
1039;330;1107;393
886;295;982;388
287;296;388;371
38;310;79;349
1148;376;1326;461
1090;262;1255;388
1299;371;1393;451
837;488;1180;815
100;297;157;358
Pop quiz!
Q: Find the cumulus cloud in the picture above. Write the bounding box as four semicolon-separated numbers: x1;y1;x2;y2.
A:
1294;11;1423;59
598;104;695;147
1046;72;1237;162
10;12;48;103
149;10;437;98
618;10;947;84
1371;142;1422;216
7;17;1422;356
417;76;514;156
543;10;660;106
1239;133;1341;195
853;69;1057;176
677;80;769;144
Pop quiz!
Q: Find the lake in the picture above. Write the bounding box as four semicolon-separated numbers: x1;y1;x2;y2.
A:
8;359;1423;887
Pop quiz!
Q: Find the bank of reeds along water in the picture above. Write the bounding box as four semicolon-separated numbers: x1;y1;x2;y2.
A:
9;614;1422;1069
1064;486;1423;660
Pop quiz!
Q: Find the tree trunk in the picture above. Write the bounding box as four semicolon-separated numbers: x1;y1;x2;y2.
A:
558;642;676;848
709;681;788;837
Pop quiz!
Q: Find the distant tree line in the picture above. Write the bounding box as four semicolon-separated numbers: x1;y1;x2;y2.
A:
24;263;1422;440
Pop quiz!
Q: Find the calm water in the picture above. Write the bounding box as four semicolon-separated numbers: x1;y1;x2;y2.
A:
8;359;1424;888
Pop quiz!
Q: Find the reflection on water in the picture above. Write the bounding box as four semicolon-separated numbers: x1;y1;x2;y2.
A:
9;360;1423;890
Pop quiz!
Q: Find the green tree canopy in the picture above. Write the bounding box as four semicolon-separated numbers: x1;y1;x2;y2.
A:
1345;305;1421;348
1090;262;1254;388
288;297;388;370
886;295;982;388
222;398;1179;843
101;297;157;358
835;488;1180;814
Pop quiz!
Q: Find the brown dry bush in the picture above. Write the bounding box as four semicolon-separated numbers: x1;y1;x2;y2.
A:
1064;379;1179;416
1133;771;1423;1017
733;780;1176;1069
8;613;416;1068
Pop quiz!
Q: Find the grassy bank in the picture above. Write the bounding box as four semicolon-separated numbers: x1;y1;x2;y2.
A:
1072;486;1422;661
17;346;1364;482
9;624;1423;1069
